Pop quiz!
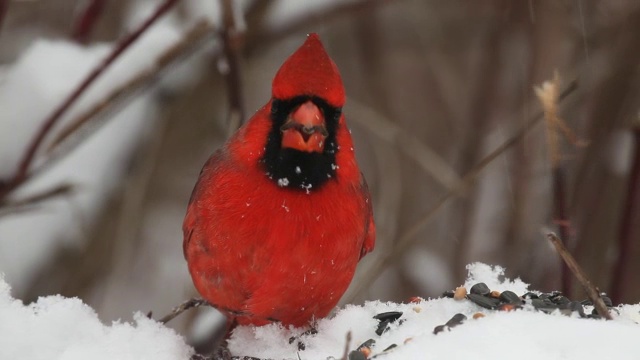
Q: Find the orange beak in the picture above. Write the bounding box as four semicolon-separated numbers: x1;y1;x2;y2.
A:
280;101;328;153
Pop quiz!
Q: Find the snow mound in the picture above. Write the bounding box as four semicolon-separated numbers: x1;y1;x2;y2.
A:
0;276;192;360
229;263;640;360
1;264;639;360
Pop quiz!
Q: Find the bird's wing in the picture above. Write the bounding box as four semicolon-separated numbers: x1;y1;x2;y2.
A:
183;151;222;259
359;174;376;260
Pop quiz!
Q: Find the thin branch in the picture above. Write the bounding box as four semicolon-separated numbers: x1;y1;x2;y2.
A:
610;122;640;303
348;98;462;192
244;0;390;53
71;0;106;43
0;184;74;217
552;167;572;294
46;21;214;157
0;0;7;35
158;297;208;324
220;0;246;136
0;22;212;205
534;72;589;295
0;0;181;201
348;79;578;301
341;331;352;360
546;232;612;320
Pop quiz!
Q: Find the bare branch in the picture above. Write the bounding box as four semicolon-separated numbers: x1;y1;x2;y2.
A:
535;72;580;295
0;0;8;35
348;79;578;301
0;0;182;201
341;331;352;360
220;0;246;136
244;0;391;52
0;183;74;217
348;98;462;191
46;21;214;160
610;121;640;303
71;0;106;43
158;297;208;324
546;232;612;320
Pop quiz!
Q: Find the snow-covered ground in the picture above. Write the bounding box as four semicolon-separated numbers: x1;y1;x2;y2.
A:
1;263;639;360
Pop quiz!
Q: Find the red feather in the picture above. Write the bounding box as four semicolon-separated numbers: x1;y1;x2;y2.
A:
183;34;375;327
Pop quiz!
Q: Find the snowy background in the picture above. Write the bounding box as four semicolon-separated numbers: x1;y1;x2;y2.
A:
1;0;640;359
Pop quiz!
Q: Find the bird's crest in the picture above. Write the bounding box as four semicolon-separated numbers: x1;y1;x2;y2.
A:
272;33;345;107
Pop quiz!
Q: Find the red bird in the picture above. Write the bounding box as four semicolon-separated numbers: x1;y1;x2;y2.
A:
183;34;375;328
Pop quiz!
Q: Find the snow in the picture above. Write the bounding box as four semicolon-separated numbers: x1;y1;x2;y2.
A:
227;263;640;359
0;275;192;360
0;12;205;294
1;263;639;359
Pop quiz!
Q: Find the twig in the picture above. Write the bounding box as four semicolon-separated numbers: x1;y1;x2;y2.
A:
534;72;587;295
220;0;246;136
341;331;352;360
546;232;612;320
46;21;214;158
610;121;640;303
348;99;462;191
0;184;74;218
0;0;7;35
71;0;106;43
244;0;391;53
348;79;578;302
0;0;181;201
0;22;212;204
552;167;572;294
158;297;208;324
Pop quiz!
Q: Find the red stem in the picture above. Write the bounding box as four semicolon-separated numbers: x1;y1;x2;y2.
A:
552;167;572;295
0;0;8;35
71;0;107;43
610;127;640;303
0;0;181;199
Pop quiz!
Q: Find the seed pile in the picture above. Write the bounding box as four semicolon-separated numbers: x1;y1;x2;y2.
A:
209;282;616;360
348;282;615;359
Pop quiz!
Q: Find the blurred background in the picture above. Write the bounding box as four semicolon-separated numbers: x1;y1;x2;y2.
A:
0;0;639;343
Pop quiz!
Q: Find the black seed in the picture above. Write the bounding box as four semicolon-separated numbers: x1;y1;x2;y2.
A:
522;292;539;299
445;313;467;328
467;293;499;309
433;325;448;334
470;282;491;296
288;336;295;344
297;341;305;351
552;296;570;306
383;344;397;352
530;298;557;310
499;290;522;304
375;319;390;336
373;311;403;323
569;301;586;317
357;339;376;351
442;290;455;298
348;350;367;360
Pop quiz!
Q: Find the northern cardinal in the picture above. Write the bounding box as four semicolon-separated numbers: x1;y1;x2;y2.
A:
183;34;375;328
